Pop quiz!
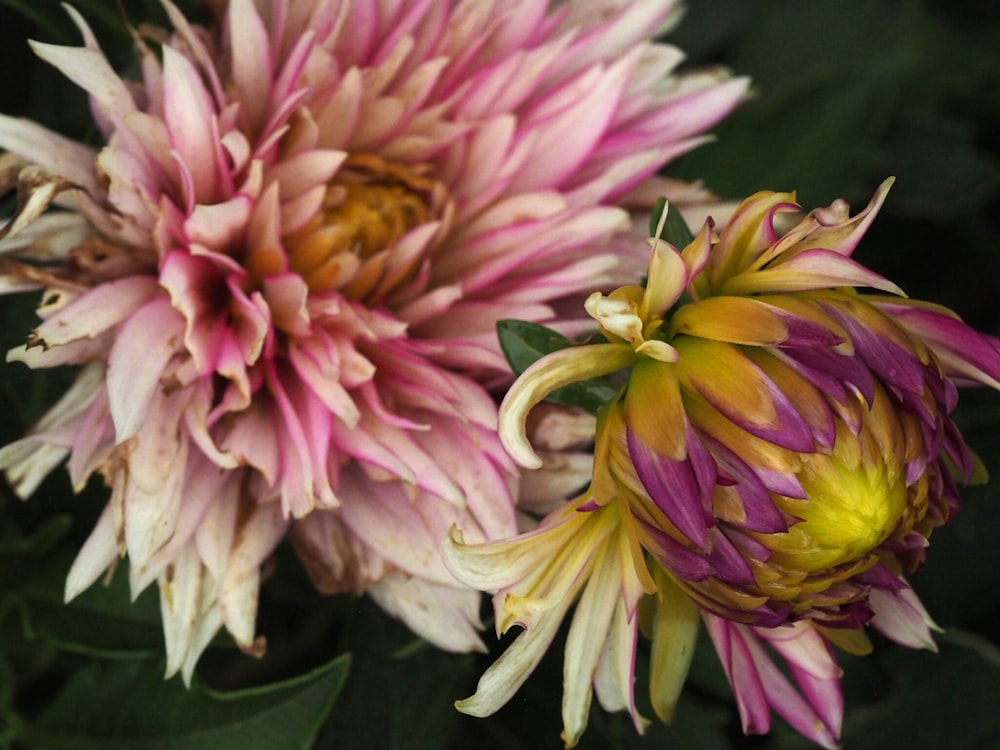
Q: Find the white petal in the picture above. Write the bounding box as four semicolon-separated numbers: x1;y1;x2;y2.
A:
64;504;119;602
159;545;204;679
368;572;486;654
29;40;135;120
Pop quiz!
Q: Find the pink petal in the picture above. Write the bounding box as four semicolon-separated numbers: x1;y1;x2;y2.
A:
106;296;184;442
162;46;220;203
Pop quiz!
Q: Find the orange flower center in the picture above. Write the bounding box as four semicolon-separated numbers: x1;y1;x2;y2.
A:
284;153;447;299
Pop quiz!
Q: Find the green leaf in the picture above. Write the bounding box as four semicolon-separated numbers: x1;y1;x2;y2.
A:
0;514;72;559
496;320;619;414
649;197;695;249
0;649;14;717
19;654;350;750
497;319;574;374
321;598;476;750
20;557;165;659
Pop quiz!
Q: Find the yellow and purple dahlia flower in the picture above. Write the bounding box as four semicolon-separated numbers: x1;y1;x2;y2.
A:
444;179;1000;748
0;0;747;680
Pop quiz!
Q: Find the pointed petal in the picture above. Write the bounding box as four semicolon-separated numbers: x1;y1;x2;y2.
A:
106;296;183;442
649;567;701;722
726;247;905;297
29;40;135;121
64;504;119;601
561;542;620;747
671;296;843;348
456;594;572;718
869;584;941;651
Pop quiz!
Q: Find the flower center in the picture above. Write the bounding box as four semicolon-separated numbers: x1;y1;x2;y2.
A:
762;418;908;574
284;153;446;299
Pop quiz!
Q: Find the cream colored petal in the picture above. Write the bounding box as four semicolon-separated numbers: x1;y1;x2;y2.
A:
593;598;649;736
499;343;634;468
442;522;569;593
561;543;620;747
159;545;204;680
456;593;573;718
64;504;119;602
634;339;679;362
641;235;687;321
368;573;486;654
585;293;643;343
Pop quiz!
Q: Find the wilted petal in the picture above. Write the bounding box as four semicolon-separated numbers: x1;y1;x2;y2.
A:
369;572;486;654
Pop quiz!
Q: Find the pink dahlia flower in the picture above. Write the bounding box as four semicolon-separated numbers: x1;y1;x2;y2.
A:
0;0;746;680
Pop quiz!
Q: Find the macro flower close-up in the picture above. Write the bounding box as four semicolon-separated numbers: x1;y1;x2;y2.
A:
445;180;1000;748
0;0;747;681
0;1;998;749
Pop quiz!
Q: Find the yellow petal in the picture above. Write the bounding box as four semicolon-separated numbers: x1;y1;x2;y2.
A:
641;237;687;320
669;296;789;346
815;624;873;655
626;358;686;461
649;566;701;723
705;190;799;290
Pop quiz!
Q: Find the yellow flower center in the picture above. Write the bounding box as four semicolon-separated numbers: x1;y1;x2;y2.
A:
283;153;447;298
763;419;908;574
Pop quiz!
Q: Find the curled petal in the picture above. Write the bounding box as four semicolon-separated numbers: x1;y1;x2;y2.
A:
776;176;894;260
499;343;634;468
705;191;800;289
456;594;572;718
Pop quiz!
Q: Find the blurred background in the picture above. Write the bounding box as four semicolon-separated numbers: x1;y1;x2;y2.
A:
0;1;998;748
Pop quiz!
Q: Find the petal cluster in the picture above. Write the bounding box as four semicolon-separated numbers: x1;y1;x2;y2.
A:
0;0;746;679
446;181;1000;747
